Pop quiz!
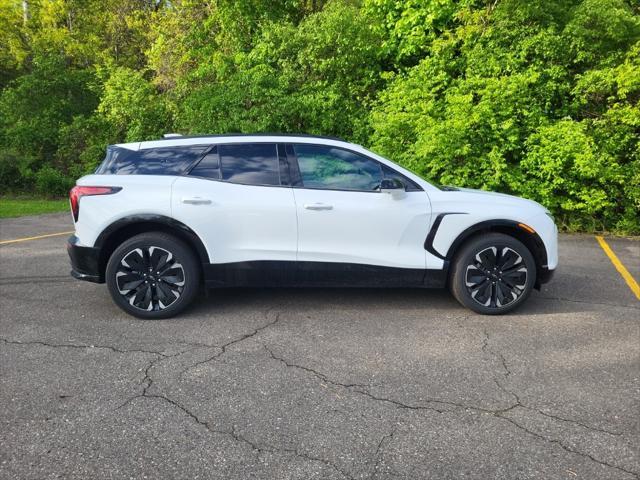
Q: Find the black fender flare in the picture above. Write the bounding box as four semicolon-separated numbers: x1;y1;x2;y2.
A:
94;215;210;267
425;215;549;282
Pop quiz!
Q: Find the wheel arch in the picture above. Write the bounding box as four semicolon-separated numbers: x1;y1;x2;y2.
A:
94;215;210;280
429;218;549;289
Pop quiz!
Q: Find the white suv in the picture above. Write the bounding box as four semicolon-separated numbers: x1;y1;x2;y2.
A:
67;134;558;319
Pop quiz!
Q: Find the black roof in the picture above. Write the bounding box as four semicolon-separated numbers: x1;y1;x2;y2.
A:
158;133;346;142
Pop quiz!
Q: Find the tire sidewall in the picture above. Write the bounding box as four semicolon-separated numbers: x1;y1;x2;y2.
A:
451;234;537;315
106;233;200;319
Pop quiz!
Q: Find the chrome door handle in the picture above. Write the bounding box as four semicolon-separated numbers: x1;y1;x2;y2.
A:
304;203;333;211
182;197;212;205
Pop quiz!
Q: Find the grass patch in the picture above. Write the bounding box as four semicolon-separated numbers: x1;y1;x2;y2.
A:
0;197;69;218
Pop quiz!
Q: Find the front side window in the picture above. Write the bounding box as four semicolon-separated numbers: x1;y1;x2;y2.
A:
381;165;422;191
219;143;280;186
293;144;382;191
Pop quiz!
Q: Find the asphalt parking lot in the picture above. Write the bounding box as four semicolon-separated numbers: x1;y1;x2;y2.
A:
0;213;638;480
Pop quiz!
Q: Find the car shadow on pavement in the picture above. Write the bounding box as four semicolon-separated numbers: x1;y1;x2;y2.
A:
181;285;621;321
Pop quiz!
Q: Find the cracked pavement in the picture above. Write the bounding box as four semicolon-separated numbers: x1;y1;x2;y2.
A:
0;213;638;479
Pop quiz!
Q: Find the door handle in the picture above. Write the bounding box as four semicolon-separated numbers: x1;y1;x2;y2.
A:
304;203;333;211
182;197;212;205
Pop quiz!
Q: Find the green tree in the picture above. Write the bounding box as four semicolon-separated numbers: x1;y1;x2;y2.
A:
369;0;640;232
97;66;173;142
0;55;97;188
176;2;383;141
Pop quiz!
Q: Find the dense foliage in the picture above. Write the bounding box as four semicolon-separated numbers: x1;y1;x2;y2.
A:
0;0;638;233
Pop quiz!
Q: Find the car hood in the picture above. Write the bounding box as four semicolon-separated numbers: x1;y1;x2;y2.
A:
452;187;546;211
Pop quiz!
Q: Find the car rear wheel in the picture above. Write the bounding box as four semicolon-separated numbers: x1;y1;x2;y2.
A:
450;233;536;315
106;232;200;319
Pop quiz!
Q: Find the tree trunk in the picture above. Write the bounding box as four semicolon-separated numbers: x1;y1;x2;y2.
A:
22;0;29;24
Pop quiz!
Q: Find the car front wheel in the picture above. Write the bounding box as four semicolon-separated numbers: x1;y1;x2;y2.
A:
105;232;200;319
450;233;536;315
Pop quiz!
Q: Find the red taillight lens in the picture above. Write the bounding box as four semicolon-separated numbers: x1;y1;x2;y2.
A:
69;186;122;222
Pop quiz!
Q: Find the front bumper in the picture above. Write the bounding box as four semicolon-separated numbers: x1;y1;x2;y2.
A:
67;235;103;283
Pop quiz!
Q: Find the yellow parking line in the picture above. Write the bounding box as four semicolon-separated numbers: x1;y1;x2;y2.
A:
0;231;74;246
595;236;640;301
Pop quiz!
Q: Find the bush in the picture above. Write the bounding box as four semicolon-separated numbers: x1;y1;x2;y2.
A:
98;66;173;142
0;0;638;233
369;0;640;234
34;166;75;197
56;115;118;179
0;151;32;193
176;2;383;142
0;55;98;174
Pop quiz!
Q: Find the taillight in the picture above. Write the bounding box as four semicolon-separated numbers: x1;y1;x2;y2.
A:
69;186;122;222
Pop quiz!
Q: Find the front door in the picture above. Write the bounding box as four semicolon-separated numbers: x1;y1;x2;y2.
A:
289;143;430;285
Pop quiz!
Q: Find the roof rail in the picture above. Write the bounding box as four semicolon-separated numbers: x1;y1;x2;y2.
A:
157;133;346;142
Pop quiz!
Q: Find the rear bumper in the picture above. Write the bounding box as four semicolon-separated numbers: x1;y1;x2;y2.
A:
67;235;103;283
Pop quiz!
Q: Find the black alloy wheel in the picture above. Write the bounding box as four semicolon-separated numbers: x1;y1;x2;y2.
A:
116;246;185;311
106;233;200;319
450;233;536;315
464;246;527;308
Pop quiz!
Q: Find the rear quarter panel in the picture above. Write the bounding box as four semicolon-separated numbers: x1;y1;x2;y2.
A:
73;175;175;247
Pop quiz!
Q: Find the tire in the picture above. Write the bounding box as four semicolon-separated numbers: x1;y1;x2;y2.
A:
450;233;536;315
105;232;200;319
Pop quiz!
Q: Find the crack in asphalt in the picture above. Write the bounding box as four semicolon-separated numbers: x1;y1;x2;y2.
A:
264;344;369;389
179;311;281;377
536;295;640;310
122;390;355;479
481;330;511;377
481;330;623;437
107;311;354;479
497;410;638;478
0;337;167;357
480;331;636;478
534;409;623;437
229;426;357;480
263;337;637;479
4;321;634;477
115;350;186;411
265;344;484;414
369;425;397;480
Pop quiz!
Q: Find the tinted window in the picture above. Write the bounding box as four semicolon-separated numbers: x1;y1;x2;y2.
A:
293;144;382;191
382;165;422;191
219;143;280;186
96;146;207;175
189;147;221;179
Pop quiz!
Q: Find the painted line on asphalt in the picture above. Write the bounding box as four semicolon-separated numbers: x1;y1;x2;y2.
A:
0;231;74;246
595;236;640;301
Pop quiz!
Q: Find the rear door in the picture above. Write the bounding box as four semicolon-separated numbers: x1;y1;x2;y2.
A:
171;143;297;267
289;143;430;284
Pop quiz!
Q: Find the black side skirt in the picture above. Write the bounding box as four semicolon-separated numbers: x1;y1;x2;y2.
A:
203;261;446;288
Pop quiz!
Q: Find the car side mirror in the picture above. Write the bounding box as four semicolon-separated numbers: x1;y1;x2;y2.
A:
380;178;405;196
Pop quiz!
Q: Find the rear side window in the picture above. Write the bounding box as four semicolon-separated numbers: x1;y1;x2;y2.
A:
97;146;207;175
219;143;280;186
189;147;221;179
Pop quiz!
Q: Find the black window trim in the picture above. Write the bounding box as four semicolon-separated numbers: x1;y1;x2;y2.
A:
285;143;424;193
184;144;219;175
